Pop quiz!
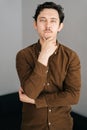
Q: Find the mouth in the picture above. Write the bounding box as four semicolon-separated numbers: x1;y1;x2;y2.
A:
44;30;52;33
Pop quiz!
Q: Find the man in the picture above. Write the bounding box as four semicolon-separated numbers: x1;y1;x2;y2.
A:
16;2;81;130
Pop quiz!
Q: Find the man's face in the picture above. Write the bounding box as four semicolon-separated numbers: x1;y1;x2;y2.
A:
34;8;63;40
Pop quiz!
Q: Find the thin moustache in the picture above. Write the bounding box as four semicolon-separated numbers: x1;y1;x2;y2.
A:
44;30;52;33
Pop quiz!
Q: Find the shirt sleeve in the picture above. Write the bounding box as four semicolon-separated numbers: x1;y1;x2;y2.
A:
16;50;48;99
35;52;81;108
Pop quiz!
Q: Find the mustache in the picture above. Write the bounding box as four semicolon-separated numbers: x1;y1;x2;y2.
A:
44;28;52;32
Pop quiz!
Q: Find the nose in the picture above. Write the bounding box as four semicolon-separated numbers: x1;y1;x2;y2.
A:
45;21;51;28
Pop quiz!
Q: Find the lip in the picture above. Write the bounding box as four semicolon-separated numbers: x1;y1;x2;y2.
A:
44;31;52;33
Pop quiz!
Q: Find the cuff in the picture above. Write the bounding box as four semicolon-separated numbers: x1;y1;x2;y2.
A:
34;61;48;77
35;94;48;108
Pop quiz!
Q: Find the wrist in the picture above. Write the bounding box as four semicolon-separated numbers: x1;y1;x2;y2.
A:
30;98;35;104
38;53;49;66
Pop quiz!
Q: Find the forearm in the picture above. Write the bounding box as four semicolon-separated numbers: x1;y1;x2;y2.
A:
21;61;48;99
38;52;49;66
35;87;81;108
38;38;57;66
16;50;49;99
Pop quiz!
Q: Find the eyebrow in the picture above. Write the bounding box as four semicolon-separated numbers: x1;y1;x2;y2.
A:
39;17;58;20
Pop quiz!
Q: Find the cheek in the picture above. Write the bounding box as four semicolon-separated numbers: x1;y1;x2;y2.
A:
37;23;45;31
52;25;59;32
37;23;44;29
51;23;59;29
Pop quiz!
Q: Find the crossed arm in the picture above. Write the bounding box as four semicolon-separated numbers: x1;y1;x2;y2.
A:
17;38;57;105
16;39;81;108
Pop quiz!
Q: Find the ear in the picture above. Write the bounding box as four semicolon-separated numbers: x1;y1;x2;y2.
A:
58;23;64;32
33;21;37;30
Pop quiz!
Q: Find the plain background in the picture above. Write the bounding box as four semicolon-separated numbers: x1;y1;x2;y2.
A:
0;0;87;117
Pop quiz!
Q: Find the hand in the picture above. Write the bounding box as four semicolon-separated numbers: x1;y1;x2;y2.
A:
41;37;57;56
19;87;35;104
38;37;57;66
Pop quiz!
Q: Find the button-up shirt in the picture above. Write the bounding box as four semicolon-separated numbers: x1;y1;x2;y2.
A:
16;40;81;130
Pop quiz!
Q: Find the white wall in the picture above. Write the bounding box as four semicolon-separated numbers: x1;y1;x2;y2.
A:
22;0;87;117
0;0;22;95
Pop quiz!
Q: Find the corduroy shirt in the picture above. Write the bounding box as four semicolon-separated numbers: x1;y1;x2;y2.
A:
16;40;81;130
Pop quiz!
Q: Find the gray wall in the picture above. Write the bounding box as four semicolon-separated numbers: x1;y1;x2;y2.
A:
0;0;22;95
0;0;87;117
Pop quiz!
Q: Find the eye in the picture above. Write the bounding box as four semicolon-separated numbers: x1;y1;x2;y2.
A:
51;20;56;23
39;19;46;22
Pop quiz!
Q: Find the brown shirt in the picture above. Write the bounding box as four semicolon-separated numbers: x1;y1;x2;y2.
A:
16;41;81;130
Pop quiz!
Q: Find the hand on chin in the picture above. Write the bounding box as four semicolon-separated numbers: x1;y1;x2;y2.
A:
43;34;52;40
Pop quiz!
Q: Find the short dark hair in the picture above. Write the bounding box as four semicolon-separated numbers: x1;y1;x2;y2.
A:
33;2;65;23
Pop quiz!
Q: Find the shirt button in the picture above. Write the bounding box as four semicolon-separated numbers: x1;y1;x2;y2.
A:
47;83;50;86
54;51;57;54
48;122;51;126
46;70;48;73
49;109;51;112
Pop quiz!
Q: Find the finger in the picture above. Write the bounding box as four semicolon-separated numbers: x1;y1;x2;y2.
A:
18;87;23;100
19;87;23;91
19;87;24;93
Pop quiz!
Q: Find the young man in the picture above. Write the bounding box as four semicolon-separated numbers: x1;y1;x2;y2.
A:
16;2;81;130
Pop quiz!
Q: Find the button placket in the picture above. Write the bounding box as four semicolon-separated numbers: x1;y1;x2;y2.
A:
48;108;52;128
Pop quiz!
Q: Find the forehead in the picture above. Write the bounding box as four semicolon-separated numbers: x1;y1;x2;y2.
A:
38;8;59;19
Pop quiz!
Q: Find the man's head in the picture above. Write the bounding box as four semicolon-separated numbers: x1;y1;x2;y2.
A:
33;2;64;24
33;2;64;40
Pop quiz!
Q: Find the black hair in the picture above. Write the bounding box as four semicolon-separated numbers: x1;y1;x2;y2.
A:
33;2;65;23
